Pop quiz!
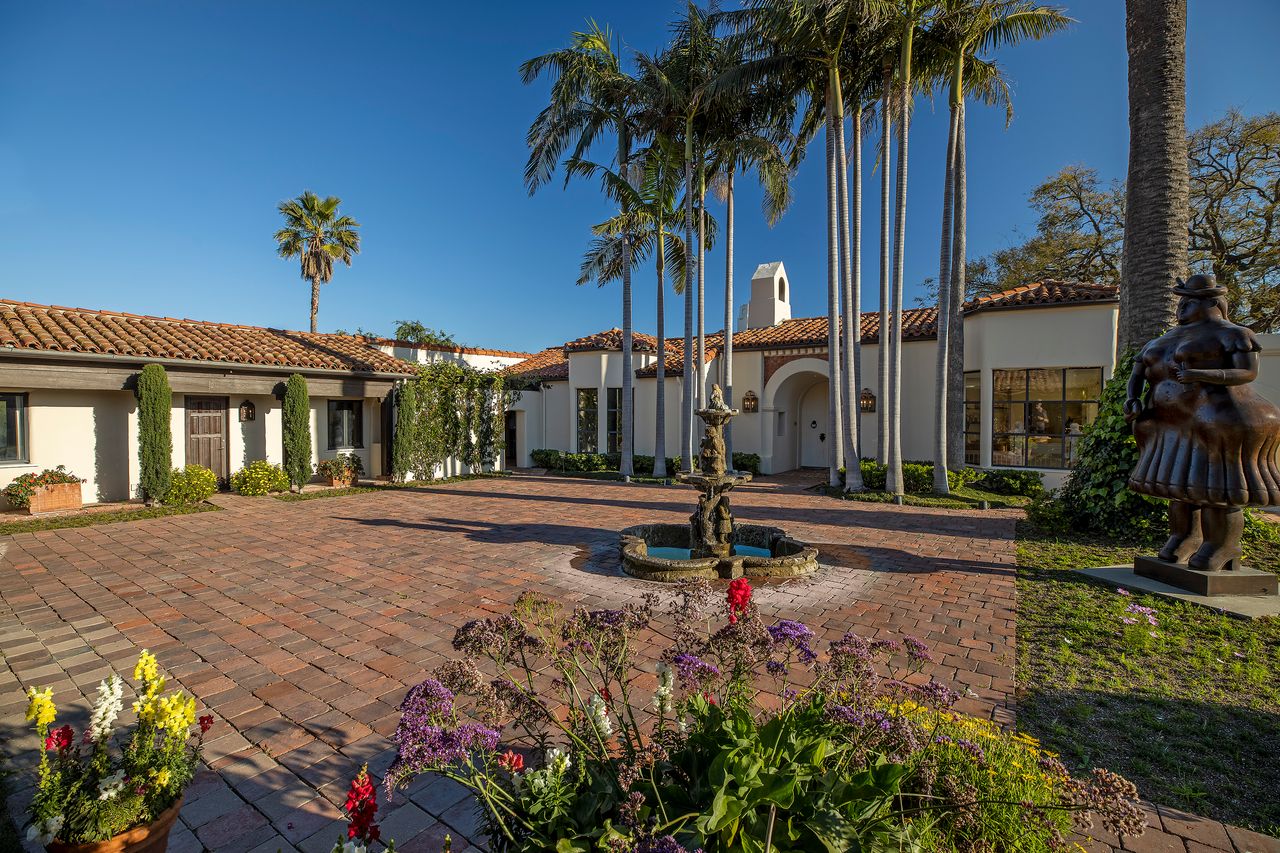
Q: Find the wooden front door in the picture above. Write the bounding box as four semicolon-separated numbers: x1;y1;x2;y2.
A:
186;397;228;481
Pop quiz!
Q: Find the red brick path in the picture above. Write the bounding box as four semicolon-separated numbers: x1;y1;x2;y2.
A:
0;473;1254;851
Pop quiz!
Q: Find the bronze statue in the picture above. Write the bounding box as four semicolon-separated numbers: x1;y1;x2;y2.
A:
1124;274;1280;572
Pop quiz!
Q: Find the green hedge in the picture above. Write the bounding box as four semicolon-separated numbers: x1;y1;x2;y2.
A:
136;364;172;503
282;373;312;490
844;460;981;494
974;469;1045;497
530;449;762;477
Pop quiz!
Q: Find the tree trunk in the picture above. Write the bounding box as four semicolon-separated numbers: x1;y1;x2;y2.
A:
1118;0;1188;355
825;71;846;489
724;165;736;463
697;150;707;409
839;102;865;490
878;62;893;464
934;96;959;494
947;99;968;469
654;228;669;479
310;276;321;334
888;38;914;497
619;135;634;478
683;126;696;472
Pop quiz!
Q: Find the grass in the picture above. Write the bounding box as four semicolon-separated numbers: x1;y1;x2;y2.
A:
0;503;217;536
544;469;675;485
828;484;1033;510
273;471;511;501
1015;520;1280;835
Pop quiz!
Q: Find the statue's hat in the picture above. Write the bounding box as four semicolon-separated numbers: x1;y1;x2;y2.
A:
1173;274;1227;297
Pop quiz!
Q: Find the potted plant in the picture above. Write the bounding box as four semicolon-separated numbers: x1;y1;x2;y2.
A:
24;650;214;852
3;466;84;514
317;452;364;487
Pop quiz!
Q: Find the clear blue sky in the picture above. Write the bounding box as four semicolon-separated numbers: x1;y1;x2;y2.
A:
3;1;1277;354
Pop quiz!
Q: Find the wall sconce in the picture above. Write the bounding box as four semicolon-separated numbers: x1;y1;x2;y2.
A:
860;388;876;413
741;391;759;413
238;400;256;422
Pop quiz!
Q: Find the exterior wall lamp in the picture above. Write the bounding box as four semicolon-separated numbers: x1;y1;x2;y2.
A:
239;400;256;422
860;388;876;413
741;391;759;413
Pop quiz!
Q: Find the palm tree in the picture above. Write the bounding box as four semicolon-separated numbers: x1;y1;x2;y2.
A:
877;58;893;465
521;22;644;477
1118;0;1188;354
274;192;361;333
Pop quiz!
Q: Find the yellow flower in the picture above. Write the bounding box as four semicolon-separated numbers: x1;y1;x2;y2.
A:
25;687;56;729
150;767;172;790
133;650;159;684
157;693;196;732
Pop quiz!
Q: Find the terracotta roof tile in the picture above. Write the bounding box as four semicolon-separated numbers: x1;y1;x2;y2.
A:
635;333;724;377
564;328;658;353
965;280;1118;313
732;308;938;350
368;337;533;359
503;347;569;382
0;300;416;375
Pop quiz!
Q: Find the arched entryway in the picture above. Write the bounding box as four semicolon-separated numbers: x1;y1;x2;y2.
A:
760;357;830;474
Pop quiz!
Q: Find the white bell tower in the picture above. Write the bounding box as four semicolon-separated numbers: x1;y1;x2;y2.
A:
745;261;792;329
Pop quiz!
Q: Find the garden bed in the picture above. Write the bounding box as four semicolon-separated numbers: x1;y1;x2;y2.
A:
828;484;1032;510
0;502;217;537
1015;519;1280;835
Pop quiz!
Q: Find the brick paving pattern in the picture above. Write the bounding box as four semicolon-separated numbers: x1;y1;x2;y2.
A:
0;473;1269;851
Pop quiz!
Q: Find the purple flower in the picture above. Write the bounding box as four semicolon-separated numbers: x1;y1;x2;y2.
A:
384;678;500;794
667;653;721;690
827;704;866;726
766;660;788;676
903;636;933;665
766;620;818;663
634;836;690;853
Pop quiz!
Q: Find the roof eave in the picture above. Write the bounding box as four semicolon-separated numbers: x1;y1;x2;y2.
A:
0;346;417;379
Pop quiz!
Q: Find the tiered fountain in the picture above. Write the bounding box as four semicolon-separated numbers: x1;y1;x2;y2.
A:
620;384;818;582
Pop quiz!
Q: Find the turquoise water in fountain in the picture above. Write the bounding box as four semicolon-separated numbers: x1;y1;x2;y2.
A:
647;545;772;560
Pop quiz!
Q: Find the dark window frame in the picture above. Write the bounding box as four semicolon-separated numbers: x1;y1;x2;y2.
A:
327;399;364;450
576;388;599;453
990;367;1102;470
0;392;29;463
963;371;981;467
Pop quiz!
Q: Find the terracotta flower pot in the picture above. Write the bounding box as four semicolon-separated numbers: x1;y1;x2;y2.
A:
46;796;183;853
326;475;354;488
27;482;82;515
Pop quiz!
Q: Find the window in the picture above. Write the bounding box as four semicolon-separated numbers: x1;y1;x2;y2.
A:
964;372;980;466
327;400;363;449
605;387;633;454
0;393;28;462
576;388;599;453
991;368;1102;469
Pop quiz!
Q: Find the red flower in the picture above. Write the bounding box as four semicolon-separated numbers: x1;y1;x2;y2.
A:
600;687;612;702
726;578;753;624
343;764;380;844
702;691;718;706
45;725;74;752
198;714;214;734
498;750;525;773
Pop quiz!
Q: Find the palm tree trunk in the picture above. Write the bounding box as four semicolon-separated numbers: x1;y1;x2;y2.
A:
654;228;669;479
683;125;696;472
697;150;707;408
310;275;321;333
947;98;968;469
619;135;634;478
877;62;893;465
838;101;864;491
933;93;959;495
1118;0;1188;355
723;165;736;464
824;71;846;490
888;31;915;497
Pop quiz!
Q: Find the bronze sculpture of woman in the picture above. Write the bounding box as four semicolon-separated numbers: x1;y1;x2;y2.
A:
1124;274;1280;572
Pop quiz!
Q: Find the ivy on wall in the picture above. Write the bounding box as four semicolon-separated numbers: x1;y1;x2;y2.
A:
390;362;516;481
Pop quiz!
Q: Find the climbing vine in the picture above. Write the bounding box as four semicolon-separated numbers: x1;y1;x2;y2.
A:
392;362;514;480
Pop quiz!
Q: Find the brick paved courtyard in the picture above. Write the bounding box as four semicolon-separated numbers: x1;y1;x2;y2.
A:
2;473;1018;851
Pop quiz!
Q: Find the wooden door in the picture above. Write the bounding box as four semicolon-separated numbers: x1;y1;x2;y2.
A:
186;397;228;481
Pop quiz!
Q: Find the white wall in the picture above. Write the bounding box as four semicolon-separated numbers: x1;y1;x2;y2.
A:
381;343;527;372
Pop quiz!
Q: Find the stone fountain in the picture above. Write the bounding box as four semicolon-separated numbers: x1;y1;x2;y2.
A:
620;384;818;582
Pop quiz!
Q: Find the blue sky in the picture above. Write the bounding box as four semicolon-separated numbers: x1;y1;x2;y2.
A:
3;1;1277;354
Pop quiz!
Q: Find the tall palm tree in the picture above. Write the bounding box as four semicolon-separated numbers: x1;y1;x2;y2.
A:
274;191;361;333
1118;0;1188;354
521;22;644;477
877;58;893;465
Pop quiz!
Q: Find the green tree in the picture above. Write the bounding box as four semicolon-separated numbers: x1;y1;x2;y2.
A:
135;364;172;505
282;373;312;491
274;191;362;333
391;380;419;481
393;320;459;349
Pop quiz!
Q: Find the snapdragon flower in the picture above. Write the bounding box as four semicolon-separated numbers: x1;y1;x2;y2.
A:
652;662;675;714
98;769;127;801
26;814;63;845
588;693;613;738
88;675;123;742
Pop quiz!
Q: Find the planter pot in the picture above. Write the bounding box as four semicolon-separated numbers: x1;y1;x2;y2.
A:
47;795;183;853
26;482;82;515
325;475;355;488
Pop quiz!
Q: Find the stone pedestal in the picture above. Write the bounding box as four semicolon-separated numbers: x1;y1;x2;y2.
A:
1134;556;1279;597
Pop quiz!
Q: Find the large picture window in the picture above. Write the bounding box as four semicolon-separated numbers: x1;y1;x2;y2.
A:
964;372;980;466
327;400;363;449
576;388;599;453
991;368;1102;469
606;387;627;454
0;393;28;462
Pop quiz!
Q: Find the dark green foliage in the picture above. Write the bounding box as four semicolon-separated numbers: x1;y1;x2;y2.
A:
847;460;978;494
975;468;1045;497
391;382;418;481
732;452;762;475
282;374;312;489
531;450;685;477
136;364;172;503
397;363;508;480
393;319;457;348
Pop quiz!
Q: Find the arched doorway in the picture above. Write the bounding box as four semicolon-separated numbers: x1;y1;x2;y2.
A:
760;358;830;474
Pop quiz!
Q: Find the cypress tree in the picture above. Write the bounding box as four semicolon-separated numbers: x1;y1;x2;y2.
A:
392;381;418;482
283;373;312;491
136;364;172;504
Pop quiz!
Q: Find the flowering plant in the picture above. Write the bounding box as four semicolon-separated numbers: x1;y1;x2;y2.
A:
384;581;1145;852
317;452;365;481
230;459;291;496
3;466;82;509
329;765;397;853
24;650;213;845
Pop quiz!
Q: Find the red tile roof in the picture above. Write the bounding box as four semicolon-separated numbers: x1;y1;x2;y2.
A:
503;346;569;382
0;300;416;375
966;281;1118;313
635;333;724;377
564;328;658;353
368;337;533;360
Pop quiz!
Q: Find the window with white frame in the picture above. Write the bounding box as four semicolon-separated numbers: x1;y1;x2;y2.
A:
327;400;363;449
0;393;28;462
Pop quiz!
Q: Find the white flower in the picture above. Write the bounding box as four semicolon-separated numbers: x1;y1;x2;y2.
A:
27;815;64;845
653;663;675;714
588;693;613;738
546;748;571;775
98;769;127;801
89;675;123;742
342;842;367;853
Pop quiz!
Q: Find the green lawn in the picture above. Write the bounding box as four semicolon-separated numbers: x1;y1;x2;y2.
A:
273;471;512;501
0;503;217;536
833;484;1033;510
1015;520;1280;835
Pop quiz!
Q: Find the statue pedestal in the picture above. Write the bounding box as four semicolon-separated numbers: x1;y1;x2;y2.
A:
1134;556;1278;596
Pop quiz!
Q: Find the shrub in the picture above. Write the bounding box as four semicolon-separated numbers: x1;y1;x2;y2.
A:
282;374;312;490
164;464;217;505
317;452;364;481
530;449;562;469
975;468;1045;497
136;364;172;504
391;381;418;481
2;467;82;509
732;451;762;475
230;460;290;496
846;460;974;494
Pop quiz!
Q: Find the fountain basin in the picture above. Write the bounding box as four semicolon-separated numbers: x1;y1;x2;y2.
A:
619;523;819;582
